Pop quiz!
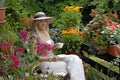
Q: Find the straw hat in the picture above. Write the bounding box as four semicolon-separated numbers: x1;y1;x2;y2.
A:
34;12;54;23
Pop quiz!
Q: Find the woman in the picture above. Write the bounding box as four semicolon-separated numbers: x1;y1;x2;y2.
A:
29;12;85;80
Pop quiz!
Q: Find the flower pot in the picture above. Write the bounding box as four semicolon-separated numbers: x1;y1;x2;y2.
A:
21;17;34;29
107;44;120;56
0;7;6;24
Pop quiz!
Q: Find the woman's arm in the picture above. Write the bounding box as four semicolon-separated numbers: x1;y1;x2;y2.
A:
39;56;61;62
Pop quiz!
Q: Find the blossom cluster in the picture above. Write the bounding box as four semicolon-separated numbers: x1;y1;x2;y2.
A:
64;6;83;11
62;27;79;35
0;41;8;53
62;27;84;37
50;28;62;43
37;43;52;56
19;30;29;42
10;54;20;68
104;13;120;31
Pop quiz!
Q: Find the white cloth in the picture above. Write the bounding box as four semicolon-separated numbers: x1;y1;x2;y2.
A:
39;54;86;80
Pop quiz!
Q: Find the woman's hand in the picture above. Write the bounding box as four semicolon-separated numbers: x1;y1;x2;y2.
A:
50;56;61;61
53;44;59;49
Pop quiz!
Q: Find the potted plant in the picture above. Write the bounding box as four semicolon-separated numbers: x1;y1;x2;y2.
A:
60;34;84;57
107;28;120;56
0;0;6;24
84;10;120;56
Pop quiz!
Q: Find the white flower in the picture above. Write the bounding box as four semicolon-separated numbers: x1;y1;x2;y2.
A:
101;31;105;34
25;72;30;77
110;35;114;37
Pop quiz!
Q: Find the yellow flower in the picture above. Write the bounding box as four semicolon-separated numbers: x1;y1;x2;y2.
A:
63;6;83;11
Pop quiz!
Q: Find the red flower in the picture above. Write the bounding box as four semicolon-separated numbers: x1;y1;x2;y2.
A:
96;31;99;35
113;13;118;18
0;56;7;61
16;47;23;53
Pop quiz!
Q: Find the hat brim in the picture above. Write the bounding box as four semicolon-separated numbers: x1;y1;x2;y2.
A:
34;17;54;23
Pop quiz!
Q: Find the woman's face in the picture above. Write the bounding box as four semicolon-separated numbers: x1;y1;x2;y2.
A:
36;19;48;31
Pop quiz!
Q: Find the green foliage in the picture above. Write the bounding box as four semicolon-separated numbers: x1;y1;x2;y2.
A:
5;0;23;26
5;0;41;30
0;23;18;42
38;0;87;28
39;0;86;17
61;35;83;54
54;10;82;29
0;0;5;7
115;28;120;43
90;0;120;12
21;0;41;17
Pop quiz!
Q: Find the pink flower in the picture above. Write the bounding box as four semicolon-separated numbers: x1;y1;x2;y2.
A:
104;18;111;23
0;56;7;61
108;21;118;31
0;41;8;52
11;54;20;63
37;43;52;56
19;30;29;42
10;63;19;68
10;54;20;68
16;47;23;53
0;67;6;71
109;24;116;31
113;13;118;18
19;30;29;36
112;22;118;26
0;42;8;47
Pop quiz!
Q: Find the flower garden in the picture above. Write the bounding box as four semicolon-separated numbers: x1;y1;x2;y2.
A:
0;0;120;80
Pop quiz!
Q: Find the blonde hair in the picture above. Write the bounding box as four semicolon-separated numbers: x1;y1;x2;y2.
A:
29;20;50;42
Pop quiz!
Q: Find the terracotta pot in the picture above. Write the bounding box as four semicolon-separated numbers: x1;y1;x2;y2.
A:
107;44;120;56
0;7;6;23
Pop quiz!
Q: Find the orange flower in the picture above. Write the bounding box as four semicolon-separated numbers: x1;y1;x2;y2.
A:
20;18;27;21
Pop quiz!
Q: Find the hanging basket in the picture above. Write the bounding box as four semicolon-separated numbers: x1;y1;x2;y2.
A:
107;44;120;56
0;7;6;24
